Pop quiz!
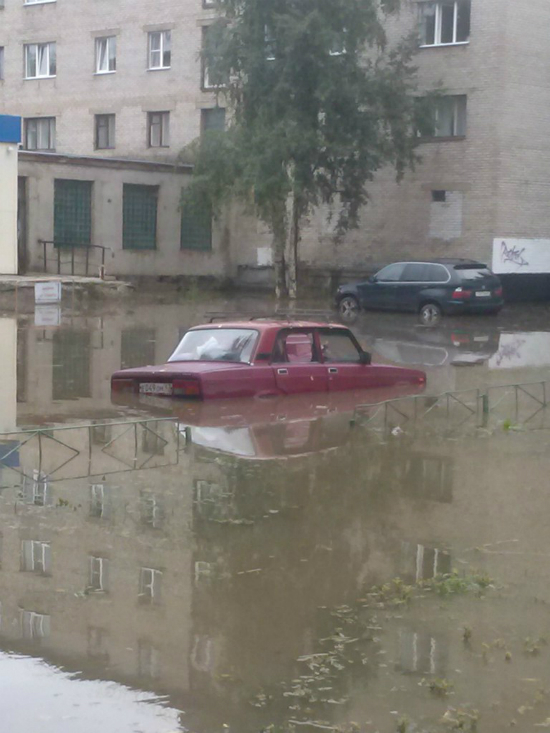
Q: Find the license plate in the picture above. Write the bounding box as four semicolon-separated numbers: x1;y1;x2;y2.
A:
475;291;491;298
139;382;173;395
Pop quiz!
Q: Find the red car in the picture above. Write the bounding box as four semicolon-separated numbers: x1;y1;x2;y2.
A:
111;320;426;400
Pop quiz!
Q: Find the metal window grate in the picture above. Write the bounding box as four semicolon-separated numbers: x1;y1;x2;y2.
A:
123;184;158;250
52;330;91;400
54;179;92;247
121;328;156;369
180;198;212;251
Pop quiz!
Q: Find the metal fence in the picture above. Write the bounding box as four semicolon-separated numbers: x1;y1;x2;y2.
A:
0;418;185;488
352;380;550;435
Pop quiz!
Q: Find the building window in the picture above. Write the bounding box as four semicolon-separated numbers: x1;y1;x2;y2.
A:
24;0;56;5
24;117;56;151
139;567;162;604
52;330;91;399
122;184;158;250
201;107;225;134
95;36;116;74
21;540;52;575
90;484;110;519
21;610;50;640
432;190;446;202
88;556;109;592
22;471;50;505
94;113;115;149
420;1;471;46
53;179;93;247
180;198;212;251
202;0;216;7
201;26;225;89
147;111;170;147
24;42;56;79
148;30;171;70
431;95;467;137
0;48;4;81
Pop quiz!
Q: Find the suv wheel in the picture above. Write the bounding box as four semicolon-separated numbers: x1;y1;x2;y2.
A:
419;302;442;325
338;295;360;320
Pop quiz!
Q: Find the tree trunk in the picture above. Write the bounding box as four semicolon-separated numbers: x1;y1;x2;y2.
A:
271;201;287;300
286;193;302;300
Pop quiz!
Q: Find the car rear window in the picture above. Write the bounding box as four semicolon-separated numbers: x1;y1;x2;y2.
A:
169;328;258;363
454;266;494;281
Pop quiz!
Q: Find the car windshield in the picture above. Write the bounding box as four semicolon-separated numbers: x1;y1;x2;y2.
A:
168;328;258;363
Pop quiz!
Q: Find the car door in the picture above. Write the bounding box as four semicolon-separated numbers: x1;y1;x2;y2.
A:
271;329;328;395
357;263;406;310
394;263;431;311
319;328;378;391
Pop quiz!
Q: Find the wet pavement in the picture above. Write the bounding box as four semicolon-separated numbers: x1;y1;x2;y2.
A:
2;298;550;732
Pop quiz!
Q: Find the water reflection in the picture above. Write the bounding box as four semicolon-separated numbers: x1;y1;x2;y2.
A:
2;304;550;731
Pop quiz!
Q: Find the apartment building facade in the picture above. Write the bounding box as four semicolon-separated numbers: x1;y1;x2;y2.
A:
1;0;550;287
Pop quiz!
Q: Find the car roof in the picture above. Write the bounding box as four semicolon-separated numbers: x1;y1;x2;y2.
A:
189;320;349;332
389;258;486;267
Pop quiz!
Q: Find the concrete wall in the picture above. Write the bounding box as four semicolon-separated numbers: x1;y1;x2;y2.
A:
0;318;16;432
18;155;235;278
0;143;18;275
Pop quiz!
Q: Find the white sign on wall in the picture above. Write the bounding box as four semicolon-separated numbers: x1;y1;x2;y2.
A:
34;305;61;328
492;238;550;274
35;281;62;304
489;332;550;370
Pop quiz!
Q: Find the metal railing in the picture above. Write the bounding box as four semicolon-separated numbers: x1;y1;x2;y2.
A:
352;379;550;435
39;240;109;277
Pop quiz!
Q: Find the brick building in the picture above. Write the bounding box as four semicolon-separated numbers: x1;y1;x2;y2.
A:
1;0;550;288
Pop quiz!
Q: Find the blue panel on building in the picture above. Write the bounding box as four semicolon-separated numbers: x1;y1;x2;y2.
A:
0;115;22;144
0;442;20;468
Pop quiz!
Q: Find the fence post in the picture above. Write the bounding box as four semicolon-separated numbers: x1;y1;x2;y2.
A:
481;392;489;427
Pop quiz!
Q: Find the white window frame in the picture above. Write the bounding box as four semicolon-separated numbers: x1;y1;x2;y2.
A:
95;36;116;74
139;567;162;602
148;30;171;70
89;556;108;591
24;0;56;6
147;111;170;147
0;47;4;81
433;95;467;138
24;42;56;79
420;0;470;47
21;540;51;574
21;610;50;639
24;117;56;151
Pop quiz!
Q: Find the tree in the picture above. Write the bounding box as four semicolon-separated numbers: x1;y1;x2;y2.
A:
182;0;423;298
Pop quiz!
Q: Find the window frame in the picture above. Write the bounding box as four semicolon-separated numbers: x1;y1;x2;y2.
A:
24;116;56;151
24;0;56;6
419;0;470;48
95;36;116;75
147;111;170;148
24;42;56;79
148;30;171;70
94;113;115;150
0;47;4;81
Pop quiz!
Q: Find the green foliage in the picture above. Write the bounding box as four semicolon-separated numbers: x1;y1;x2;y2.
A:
181;0;424;293
424;570;493;597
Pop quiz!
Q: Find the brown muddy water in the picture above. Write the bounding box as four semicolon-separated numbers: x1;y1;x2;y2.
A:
1;298;550;732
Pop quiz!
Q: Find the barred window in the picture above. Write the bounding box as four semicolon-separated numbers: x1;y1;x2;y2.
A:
180;197;212;251
53;179;92;246
123;184;158;250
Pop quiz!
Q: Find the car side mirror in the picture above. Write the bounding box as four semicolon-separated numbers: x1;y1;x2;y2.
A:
359;351;371;365
368;275;377;284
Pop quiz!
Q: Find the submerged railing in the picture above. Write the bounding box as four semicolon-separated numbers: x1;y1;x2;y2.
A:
352;380;550;434
0;418;185;486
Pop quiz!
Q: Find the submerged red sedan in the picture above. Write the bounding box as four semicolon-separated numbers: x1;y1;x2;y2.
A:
111;320;426;400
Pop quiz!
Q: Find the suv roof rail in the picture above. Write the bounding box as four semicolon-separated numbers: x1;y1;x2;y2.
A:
205;310;336;323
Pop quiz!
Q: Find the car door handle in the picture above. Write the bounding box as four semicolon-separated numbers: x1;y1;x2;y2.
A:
328;367;338;374
277;368;288;375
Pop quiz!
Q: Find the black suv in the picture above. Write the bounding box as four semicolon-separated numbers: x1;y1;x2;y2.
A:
335;259;503;324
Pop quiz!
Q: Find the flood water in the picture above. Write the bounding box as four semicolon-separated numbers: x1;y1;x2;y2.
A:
2;298;550;732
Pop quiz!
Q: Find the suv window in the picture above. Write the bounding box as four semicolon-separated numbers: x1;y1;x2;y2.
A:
425;264;450;282
401;263;429;281
376;263;405;282
455;266;493;281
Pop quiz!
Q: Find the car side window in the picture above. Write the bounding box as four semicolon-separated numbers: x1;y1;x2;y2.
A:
320;331;361;363
376;263;405;282
401;263;429;281
272;331;318;363
425;264;449;282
